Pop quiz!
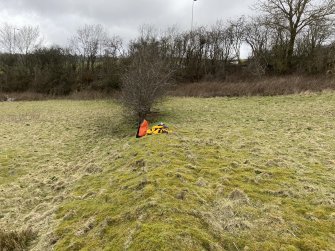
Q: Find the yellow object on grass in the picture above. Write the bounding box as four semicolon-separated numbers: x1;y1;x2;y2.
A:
147;125;170;135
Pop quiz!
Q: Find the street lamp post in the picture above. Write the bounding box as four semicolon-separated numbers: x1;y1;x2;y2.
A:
191;0;197;31
13;28;19;54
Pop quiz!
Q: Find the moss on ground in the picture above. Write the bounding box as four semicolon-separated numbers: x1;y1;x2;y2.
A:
0;93;335;250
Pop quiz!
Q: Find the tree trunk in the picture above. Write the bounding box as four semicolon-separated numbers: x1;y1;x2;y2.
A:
286;32;297;72
138;112;146;124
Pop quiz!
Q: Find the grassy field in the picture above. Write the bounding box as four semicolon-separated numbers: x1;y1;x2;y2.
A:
0;92;334;251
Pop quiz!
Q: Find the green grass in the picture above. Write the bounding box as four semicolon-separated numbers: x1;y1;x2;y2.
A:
0;93;335;250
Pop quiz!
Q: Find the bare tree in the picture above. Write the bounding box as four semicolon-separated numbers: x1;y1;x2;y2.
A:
209;21;237;63
103;35;124;58
295;18;335;72
301;19;334;51
244;16;273;75
244;17;271;57
0;24;41;54
257;0;335;71
70;24;107;71
16;26;42;55
121;42;173;122
229;17;246;63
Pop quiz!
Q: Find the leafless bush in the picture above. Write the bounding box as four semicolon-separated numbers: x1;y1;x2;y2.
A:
121;43;173;122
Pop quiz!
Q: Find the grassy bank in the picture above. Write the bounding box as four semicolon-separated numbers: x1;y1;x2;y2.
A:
0;92;334;250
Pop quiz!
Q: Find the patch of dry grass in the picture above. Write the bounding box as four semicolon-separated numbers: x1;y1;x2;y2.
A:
0;90;117;102
0;100;127;250
170;75;335;97
0;229;37;251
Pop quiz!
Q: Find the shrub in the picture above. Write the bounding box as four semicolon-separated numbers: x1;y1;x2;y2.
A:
121;43;173;122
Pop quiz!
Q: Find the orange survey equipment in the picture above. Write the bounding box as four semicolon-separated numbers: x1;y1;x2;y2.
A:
136;119;149;138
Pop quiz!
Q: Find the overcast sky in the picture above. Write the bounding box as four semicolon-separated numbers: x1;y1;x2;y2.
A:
0;0;256;56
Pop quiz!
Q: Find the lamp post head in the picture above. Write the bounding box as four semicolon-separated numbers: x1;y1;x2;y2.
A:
191;0;198;31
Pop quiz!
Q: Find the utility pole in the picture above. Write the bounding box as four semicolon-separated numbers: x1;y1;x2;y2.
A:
191;0;197;31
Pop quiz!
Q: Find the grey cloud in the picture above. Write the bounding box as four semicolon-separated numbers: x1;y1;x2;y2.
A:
0;0;256;47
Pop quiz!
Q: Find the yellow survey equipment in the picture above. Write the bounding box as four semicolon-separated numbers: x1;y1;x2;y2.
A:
147;123;170;135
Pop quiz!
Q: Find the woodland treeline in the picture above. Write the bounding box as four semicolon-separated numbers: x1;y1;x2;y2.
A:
1;0;335;95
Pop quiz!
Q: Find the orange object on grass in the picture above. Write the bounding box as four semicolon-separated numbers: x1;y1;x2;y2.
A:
136;119;149;138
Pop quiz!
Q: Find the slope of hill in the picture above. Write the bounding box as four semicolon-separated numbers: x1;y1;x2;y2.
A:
0;92;334;250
